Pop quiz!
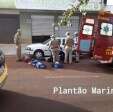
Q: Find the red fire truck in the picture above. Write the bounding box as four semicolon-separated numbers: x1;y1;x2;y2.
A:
78;11;113;64
93;11;113;64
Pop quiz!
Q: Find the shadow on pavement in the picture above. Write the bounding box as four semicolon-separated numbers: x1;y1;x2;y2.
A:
63;59;113;75
0;89;91;112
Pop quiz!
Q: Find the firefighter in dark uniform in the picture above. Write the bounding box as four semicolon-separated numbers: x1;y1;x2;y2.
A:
14;29;22;61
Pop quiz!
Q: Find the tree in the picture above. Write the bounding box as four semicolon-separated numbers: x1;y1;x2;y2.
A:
59;0;89;26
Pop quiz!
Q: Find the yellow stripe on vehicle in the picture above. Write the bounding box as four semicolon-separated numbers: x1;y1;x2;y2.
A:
0;65;8;84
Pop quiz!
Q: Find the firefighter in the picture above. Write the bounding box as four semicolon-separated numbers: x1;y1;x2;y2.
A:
14;29;22;61
64;32;74;64
49;35;60;63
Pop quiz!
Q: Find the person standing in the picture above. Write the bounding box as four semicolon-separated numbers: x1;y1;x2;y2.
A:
49;35;60;63
14;29;22;61
74;32;80;63
64;32;74;64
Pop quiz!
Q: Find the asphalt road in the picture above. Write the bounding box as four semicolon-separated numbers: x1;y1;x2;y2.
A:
1;56;113;112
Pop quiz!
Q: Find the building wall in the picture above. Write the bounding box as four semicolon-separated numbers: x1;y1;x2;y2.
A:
20;13;32;43
57;16;80;37
30;13;80;43
0;12;97;44
0;14;19;44
0;0;104;44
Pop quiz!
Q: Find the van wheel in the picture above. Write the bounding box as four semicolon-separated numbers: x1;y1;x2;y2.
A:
34;50;44;60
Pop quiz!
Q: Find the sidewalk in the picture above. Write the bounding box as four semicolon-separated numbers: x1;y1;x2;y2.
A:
0;44;28;55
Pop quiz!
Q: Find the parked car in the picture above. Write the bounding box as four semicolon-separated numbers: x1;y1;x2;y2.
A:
0;49;8;88
25;37;66;59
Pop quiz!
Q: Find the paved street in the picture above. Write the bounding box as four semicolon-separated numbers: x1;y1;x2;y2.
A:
0;55;113;112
